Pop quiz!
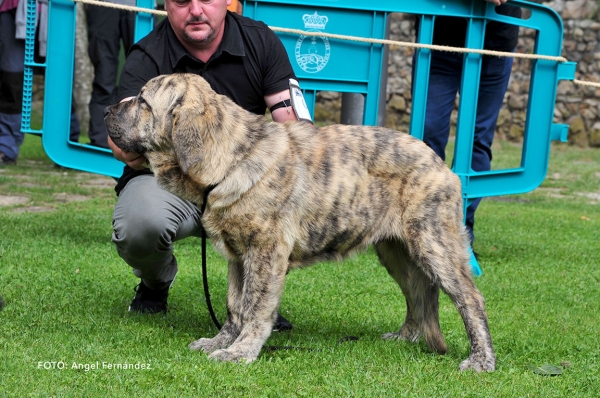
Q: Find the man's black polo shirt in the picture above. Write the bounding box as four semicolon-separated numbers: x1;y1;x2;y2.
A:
114;11;296;193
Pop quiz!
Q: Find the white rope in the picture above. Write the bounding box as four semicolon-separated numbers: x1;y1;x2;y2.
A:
75;0;167;14
572;79;600;88
272;26;569;63
71;0;600;88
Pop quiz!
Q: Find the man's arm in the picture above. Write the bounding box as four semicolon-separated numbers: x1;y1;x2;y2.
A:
265;90;299;123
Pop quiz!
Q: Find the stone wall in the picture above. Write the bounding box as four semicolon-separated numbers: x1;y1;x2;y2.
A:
73;4;93;134
316;0;600;148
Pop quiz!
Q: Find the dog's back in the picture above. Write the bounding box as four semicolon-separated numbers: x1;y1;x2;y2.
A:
273;122;467;266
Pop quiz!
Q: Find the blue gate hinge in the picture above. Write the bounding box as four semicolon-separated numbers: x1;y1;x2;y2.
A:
557;61;577;81
550;123;569;143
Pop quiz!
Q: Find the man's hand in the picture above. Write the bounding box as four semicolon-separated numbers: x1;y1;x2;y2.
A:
108;135;148;170
486;0;507;5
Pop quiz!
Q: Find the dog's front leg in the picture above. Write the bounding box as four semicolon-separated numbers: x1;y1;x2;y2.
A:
208;248;288;363
189;260;244;354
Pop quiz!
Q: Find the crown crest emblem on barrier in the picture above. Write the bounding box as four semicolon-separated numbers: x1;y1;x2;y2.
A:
302;12;328;30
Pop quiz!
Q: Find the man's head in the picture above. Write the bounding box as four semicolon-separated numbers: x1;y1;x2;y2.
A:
164;0;232;49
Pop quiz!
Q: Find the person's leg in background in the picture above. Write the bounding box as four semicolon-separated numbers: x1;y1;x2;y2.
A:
415;50;512;244
465;54;513;242
118;9;136;59
0;10;25;165
86;5;122;148
417;51;463;163
70;101;81;142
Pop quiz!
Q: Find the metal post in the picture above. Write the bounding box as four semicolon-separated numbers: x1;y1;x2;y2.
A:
340;93;365;125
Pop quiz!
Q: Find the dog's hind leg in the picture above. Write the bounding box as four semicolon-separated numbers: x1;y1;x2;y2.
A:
189;260;244;354
404;223;495;372
437;263;495;372
375;239;447;354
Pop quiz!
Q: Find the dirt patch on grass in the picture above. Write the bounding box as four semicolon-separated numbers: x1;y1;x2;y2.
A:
1;166;116;212
11;206;55;214
55;193;90;203
575;192;600;203
467;186;599;205
487;196;531;203
0;193;57;212
0;195;29;206
79;176;117;189
527;187;600;204
535;187;571;199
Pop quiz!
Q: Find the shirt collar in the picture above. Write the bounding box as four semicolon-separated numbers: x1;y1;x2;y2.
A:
167;12;245;68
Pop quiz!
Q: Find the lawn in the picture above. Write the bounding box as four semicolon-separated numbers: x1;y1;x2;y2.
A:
0;135;599;396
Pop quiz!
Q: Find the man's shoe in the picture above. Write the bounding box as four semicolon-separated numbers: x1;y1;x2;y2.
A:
128;281;170;314
273;312;293;332
0;152;16;166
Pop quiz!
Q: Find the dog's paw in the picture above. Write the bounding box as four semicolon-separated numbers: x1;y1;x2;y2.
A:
381;331;419;343
459;355;496;372
208;348;256;364
189;338;221;354
382;332;401;341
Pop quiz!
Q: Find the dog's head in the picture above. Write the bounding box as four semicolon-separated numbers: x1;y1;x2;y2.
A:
104;74;214;173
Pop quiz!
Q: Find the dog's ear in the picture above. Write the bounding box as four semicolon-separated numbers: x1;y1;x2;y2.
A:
171;104;205;174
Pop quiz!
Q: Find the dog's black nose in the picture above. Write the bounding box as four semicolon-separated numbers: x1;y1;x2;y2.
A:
103;106;111;118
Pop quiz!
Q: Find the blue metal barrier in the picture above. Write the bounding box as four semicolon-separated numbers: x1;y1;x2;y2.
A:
21;0;43;135
24;0;576;275
22;0;154;178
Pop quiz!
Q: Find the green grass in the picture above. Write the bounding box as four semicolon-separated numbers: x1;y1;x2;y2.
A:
0;136;599;396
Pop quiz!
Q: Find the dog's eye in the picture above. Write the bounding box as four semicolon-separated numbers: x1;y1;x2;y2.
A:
139;97;149;108
137;97;153;114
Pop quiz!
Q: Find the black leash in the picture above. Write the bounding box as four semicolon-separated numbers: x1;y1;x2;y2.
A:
200;187;222;330
201;226;222;330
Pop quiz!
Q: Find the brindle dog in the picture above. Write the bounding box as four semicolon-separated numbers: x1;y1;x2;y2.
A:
105;73;495;371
